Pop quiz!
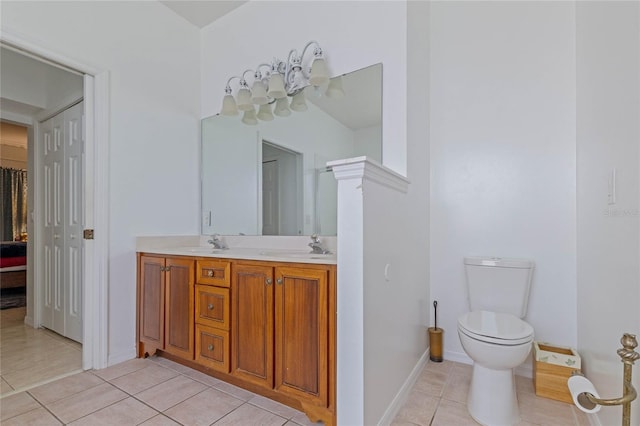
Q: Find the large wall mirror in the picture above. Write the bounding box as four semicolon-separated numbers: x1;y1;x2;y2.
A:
201;63;382;236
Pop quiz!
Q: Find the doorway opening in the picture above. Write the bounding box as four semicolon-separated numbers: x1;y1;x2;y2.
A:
261;141;303;236
1;33;110;383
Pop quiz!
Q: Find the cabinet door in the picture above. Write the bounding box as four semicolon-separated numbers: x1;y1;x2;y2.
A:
195;285;229;330
139;255;165;353
274;266;328;406
164;257;195;360
232;263;274;388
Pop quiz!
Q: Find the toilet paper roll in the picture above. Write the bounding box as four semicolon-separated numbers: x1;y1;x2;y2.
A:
567;375;602;414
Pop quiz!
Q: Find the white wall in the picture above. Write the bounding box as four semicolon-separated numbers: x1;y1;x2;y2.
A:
1;1;201;363
430;2;578;363
576;2;640;425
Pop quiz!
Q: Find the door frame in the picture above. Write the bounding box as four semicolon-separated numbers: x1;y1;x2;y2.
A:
1;30;110;370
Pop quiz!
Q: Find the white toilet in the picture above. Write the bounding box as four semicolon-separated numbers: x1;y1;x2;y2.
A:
457;256;535;426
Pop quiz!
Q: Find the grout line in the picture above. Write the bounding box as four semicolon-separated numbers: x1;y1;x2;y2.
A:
1;368;84;399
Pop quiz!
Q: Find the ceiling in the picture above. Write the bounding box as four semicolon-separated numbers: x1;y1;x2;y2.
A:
159;0;247;28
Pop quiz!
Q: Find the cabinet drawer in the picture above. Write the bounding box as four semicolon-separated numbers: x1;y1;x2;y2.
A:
195;324;229;373
196;260;230;287
195;285;230;330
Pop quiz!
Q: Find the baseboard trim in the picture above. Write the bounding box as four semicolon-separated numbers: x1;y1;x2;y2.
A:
24;314;34;328
444;349;472;366
377;348;430;425
107;348;137;367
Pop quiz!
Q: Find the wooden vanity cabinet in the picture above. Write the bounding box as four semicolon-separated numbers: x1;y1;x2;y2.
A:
232;262;334;421
138;255;194;360
232;263;275;388
137;254;336;425
194;259;231;373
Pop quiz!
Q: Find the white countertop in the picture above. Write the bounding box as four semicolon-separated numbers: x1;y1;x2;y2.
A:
136;235;337;265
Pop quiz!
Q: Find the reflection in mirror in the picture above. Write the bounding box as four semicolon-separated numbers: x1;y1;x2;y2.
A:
201;63;382;236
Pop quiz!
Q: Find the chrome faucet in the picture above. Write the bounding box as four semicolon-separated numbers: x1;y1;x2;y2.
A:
207;234;228;250
308;234;330;254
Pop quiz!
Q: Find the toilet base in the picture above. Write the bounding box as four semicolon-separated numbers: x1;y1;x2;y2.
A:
467;364;520;426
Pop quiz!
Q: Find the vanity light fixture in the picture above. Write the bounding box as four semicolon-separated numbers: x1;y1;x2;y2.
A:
219;41;337;124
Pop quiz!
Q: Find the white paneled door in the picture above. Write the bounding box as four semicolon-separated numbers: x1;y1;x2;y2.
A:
41;101;84;343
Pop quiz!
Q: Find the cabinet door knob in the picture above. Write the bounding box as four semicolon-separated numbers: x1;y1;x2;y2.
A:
207;270;214;277
276;278;283;285
208;344;214;351
207;303;214;310
266;278;272;285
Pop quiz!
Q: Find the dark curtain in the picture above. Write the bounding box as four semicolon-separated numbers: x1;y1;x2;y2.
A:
1;168;28;241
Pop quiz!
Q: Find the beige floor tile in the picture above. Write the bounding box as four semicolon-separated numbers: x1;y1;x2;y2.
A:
92;357;151;381
164;387;244;425
516;374;535;394
248;394;300;419
393;390;439;426
214;403;288;425
442;369;471;403
46;382;128;424
0;391;42;421
411;369;448;397
518;390;576;425
424;359;456;375
136;375;208;411
451;362;473;376
140;414;182;425
212;379;257;401
289;411;325;426
181;367;225;387
2;353;83;390
29;371;104;405
1;377;14;394
149;355;195;374
68;396;158;425
109;364;178;394
431;398;479;426
1;406;62;426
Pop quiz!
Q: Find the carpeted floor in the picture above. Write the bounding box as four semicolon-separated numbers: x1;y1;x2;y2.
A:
0;287;26;310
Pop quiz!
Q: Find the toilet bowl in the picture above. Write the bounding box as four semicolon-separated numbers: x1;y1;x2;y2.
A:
458;310;534;426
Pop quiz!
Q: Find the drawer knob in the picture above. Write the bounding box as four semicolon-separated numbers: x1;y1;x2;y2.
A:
208;344;214;351
266;278;272;285
207;303;214;310
207;270;214;277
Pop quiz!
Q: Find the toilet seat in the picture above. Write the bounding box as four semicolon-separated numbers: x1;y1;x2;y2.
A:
458;310;533;346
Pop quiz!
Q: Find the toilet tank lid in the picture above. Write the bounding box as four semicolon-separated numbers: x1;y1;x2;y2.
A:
464;256;534;269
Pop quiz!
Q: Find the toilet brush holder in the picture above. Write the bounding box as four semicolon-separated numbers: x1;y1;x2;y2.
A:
428;327;443;362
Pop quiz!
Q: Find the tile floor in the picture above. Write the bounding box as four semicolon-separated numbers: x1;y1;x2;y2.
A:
1;356;323;425
1;307;82;396
391;359;590;426
1;306;590;425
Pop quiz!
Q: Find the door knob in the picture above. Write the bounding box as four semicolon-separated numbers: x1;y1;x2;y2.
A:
266;278;273;285
277;278;283;285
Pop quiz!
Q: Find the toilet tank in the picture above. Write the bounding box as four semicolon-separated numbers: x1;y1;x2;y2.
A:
464;257;534;318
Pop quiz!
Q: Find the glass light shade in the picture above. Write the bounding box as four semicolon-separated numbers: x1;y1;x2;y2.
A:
326;76;345;99
220;94;239;115
309;58;329;86
267;74;287;99
290;91;308;112
257;103;274;121
236;87;253;111
241;107;258;125
274;97;291;117
251;81;269;105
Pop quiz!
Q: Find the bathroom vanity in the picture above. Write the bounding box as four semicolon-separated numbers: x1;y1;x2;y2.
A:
136;238;337;425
